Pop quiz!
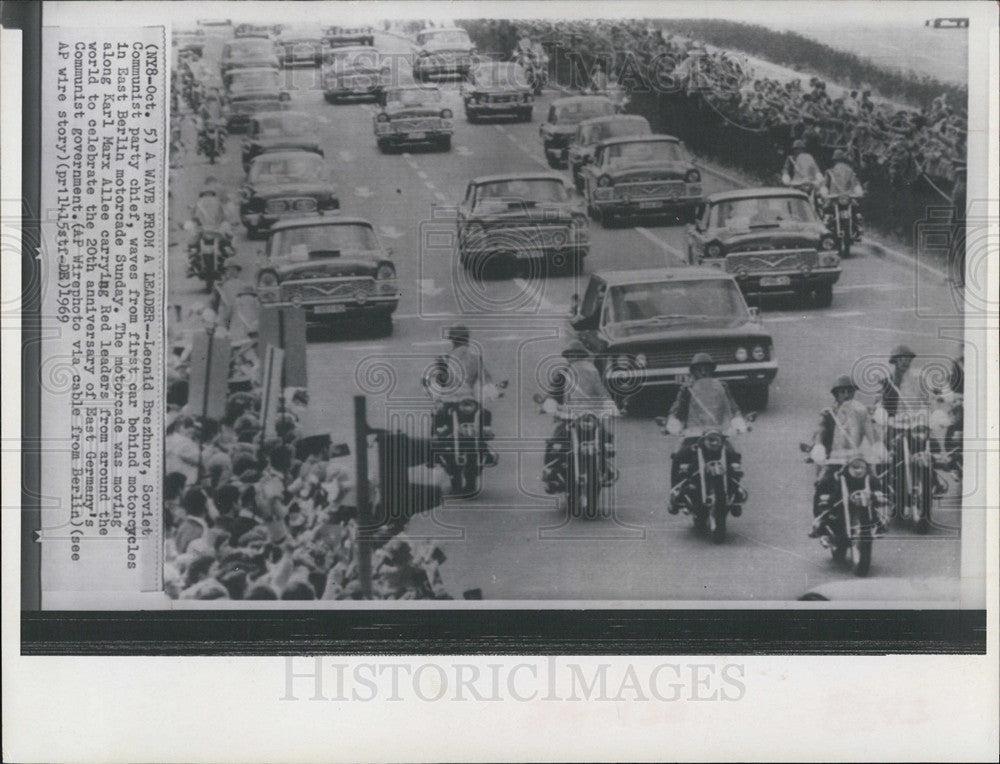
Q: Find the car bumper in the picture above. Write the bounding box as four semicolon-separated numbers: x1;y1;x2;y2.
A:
325;83;381;98
241;206;339;231
462;242;589;260
592;192;702;212
415;60;472;76
375;126;453;143
731;267;841;294
606;360;778;389
466;101;531;115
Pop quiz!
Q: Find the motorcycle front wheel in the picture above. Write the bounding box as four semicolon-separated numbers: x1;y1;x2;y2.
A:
852;534;872;576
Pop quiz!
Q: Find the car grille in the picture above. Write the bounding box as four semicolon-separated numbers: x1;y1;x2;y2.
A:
488;94;521;104
394;118;442;132
471;224;576;251
281;276;376;303
265;197;318;214
725;249;817;272
628;341;768;370
613;181;695;198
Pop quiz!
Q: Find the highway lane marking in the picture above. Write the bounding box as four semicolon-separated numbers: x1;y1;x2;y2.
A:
417;170;428;179
434;191;448;202
411;339;450;347
634;226;686;265
836;282;911;292
841;323;945;339
823;310;866;318
337;150;355;163
513;277;563;313
425;181;438;190
455;145;473;156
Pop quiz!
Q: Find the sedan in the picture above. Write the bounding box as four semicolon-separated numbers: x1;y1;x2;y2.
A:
240;150;339;238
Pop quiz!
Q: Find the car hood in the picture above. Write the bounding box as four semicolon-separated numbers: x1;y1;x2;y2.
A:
327;64;381;76
718;224;825;250
269;253;382;278
469;203;580;223
252;136;321;151
606;160;692;181
544;124;578;135
385;106;444;118
422;42;474;54
248;181;337;198
603;319;770;345
225;56;278;68
230;88;282;100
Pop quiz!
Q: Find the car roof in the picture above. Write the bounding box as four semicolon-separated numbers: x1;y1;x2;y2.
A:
270;216;373;233
592;266;735;286
596;134;681;148
551;94;613;107
470;172;565;185
707;187;812;203
578;114;649;127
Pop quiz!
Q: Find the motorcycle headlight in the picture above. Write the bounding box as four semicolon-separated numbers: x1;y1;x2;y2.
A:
847;458;868;479
257;270;279;288
702;432;724;452
705;460;726;476
597;175;612;187
706;242;723;258
838;196;851;207
820;236;836;250
685;169;700;183
577;414;599;434
375;263;396;281
440;108;452;119
751;345;766;361
735;347;748;362
635;353;647;368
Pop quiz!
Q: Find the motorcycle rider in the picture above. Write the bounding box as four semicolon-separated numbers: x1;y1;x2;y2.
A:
186;178;235;277
808;375;886;537
818;148;865;237
541;340;617;494
196;89;228;155
429;325;498;468
665;353;748;516
781;139;822;203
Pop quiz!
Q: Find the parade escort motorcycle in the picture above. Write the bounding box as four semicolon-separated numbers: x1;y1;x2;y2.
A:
184;189;235;293
803;447;887;576
820;191;863;257
422;358;507;496
198;119;228;164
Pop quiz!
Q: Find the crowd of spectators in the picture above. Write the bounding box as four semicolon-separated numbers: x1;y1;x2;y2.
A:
461;19;966;192
162;305;451;601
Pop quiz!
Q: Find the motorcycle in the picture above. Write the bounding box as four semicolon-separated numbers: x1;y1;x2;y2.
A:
422;360;506;496
537;394;617;520
820;192;863;257
517;52;549;95
804;450;885;577
882;411;937;533
183;219;231;293
199;121;227;164
659;423;749;543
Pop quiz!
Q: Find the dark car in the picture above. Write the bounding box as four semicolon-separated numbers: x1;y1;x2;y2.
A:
687;188;842;307
225;67;291;131
173;32;206;59
538;95;616;168
240;150;339;237
567;114;651;190
463;62;533;123
255;217;399;334
221;37;279;75
412;26;476;81
277;32;324;67
324;26;374;48
580;135;703;227
241;111;324;173
457;173;589;276
373;85;453;152
569;267;777;409
321;45;387;103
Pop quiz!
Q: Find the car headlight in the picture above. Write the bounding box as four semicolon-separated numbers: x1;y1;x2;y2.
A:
597;175;612;187
440;108;452;119
376;112;389;122
734;347;748;362
375;263;396;280
820;253;840;268
685;169;700;183
820;236;836;250
706;242;723;258
257;270;279;288
751;345;766;361
635;353;647;368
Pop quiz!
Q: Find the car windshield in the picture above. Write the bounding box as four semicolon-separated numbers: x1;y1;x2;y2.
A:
579;118;650;144
604;140;682;166
712;196;816;228
325;48;379;68
387;88;442;106
249;155;331;184
270;224;379;259
229;69;280;90
553;99;614;124
226;40;273;58
474;64;529;89
256;113;316;138
421;30;471;46
605;279;747;325
474;178;569;206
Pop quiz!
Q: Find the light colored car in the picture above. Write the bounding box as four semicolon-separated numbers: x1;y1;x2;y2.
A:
567;114;651;190
321;45;387;102
373;86;453;152
538;95;615;168
412;26;476;80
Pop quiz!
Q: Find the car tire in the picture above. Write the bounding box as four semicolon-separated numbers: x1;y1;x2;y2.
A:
742;383;770;412
598;208;616;229
436;135;452;152
466;111;478;124
520;108;533;123
814;283;834;308
574;172;584;193
376;139;393;154
373;312;393;337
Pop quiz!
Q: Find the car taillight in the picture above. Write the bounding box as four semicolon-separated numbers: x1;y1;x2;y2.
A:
597;175;612;187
